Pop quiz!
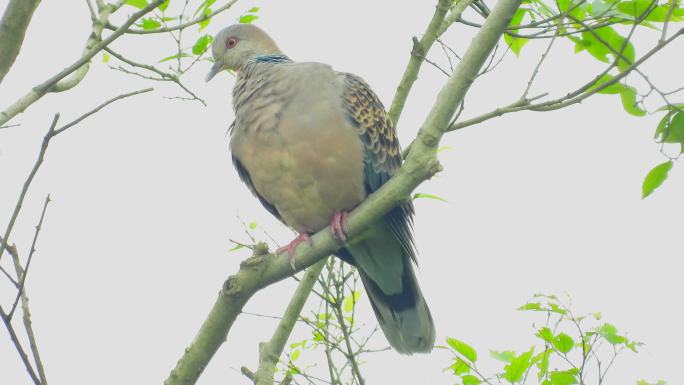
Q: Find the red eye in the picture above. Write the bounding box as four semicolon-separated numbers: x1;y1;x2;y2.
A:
226;38;237;49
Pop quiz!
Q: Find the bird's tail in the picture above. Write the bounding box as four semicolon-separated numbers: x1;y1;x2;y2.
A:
357;262;435;354
339;226;435;354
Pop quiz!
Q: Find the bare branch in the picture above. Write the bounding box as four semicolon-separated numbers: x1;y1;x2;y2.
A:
0;114;59;263
242;260;327;385
1;88;153;263
388;0;453;124
104;48;206;105
0;0;41;84
8;195;52;319
53;87;153;136
0;0;164;127
0;305;41;385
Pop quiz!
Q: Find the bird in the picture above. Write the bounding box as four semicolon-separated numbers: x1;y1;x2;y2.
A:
206;24;435;354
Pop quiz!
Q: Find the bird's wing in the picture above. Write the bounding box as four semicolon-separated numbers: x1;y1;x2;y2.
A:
339;72;417;263
231;149;284;224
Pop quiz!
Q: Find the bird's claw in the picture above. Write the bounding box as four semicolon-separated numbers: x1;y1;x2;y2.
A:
330;211;350;242
277;233;313;268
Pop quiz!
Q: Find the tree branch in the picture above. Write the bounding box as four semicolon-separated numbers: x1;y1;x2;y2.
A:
0;88;153;264
8;194;52;320
104;47;206;105
0;305;41;385
105;0;239;34
0;0;41;84
164;0;523;383
241;259;327;385
388;0;453;124
0;0;164;127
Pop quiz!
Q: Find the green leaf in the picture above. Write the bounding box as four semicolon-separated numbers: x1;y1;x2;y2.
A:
126;0;148;9
139;18;162;30
158;52;192;63
553;333;574;353
413;193;448;202
290;349;300;361
490;350;517;362
198;8;212;31
102;52;110;63
655;111;684;144
637;380;667;385
158;0;170;11
537;349;551;381
193;0;216;16
642;161;673;198
588;75;646;116
505;8;530;56
536;327;554;343
239;14;259;24
462;374;482;385
248;6;260;13
550;369;579;385
192;34;213;55
549;302;567;315
518;302;543;311
618;0;684;22
449;358;471;375
343;290;362;313
312;331;324;341
503;347;535;383
228;243;244;252
446;338;478;362
599;323;627;344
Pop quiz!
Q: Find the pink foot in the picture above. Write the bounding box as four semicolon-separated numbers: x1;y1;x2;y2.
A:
330;211;350;242
277;233;313;262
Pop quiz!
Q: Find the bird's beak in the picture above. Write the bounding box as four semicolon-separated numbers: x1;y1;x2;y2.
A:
205;59;224;82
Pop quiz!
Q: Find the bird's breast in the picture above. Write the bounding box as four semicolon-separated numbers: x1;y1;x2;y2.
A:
231;79;367;233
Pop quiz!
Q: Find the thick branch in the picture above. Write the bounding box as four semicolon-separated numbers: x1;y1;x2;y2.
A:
242;260;327;385
0;0;164;127
388;0;453;124
164;1;522;384
0;0;41;84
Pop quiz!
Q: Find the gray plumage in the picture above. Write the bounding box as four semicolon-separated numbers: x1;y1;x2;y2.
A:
207;24;435;354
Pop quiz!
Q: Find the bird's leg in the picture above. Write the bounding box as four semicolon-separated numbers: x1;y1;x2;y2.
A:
330;210;350;242
277;233;313;263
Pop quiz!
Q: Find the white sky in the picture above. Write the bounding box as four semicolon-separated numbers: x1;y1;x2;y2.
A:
1;0;682;385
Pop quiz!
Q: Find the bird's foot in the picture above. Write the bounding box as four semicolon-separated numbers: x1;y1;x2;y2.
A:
330;210;350;242
277;233;313;266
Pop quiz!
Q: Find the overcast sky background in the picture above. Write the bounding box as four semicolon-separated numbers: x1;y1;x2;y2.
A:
1;0;683;384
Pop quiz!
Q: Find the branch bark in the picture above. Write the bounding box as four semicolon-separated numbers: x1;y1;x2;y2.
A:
388;0;452;125
0;0;41;84
0;0;164;127
165;0;523;383
241;259;327;385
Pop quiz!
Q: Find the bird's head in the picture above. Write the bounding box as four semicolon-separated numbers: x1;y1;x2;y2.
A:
205;24;283;81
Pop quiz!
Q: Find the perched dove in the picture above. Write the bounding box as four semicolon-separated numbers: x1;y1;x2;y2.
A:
206;24;435;354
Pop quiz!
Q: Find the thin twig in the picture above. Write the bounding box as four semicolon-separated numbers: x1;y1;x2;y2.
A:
0;305;41;385
0;0;164;127
8;195;52;319
0;115;59;263
104;48;205;105
106;0;239;34
521;23;559;98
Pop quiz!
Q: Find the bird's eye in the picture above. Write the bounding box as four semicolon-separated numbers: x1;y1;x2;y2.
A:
226;38;238;49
